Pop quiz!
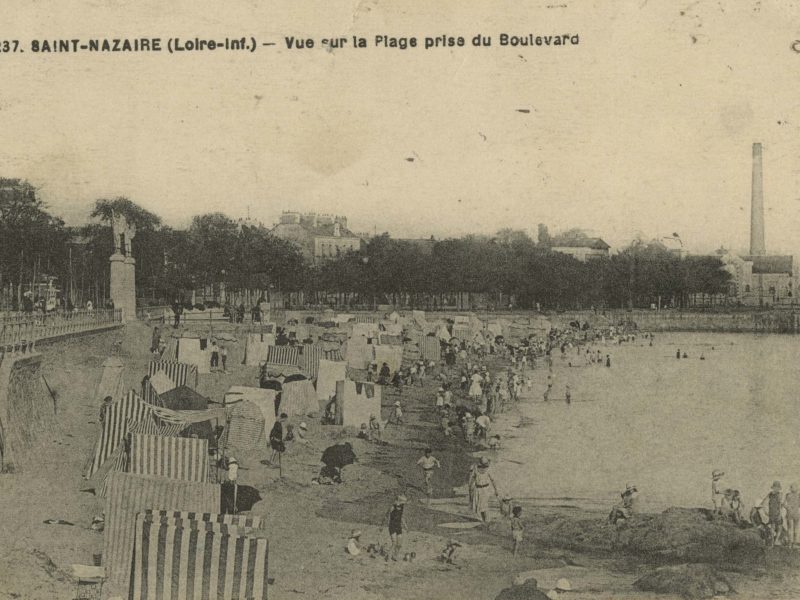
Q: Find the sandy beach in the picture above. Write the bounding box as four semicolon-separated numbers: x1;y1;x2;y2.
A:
1;321;799;600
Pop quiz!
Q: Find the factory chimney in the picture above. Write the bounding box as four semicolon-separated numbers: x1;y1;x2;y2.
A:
750;142;766;256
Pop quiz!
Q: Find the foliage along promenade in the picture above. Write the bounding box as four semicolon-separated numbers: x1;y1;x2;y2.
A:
0;180;731;311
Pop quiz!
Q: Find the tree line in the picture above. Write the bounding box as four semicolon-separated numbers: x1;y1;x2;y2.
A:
0;179;731;311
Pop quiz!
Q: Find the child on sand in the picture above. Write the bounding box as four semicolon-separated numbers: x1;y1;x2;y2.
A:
511;506;524;556
392;401;403;425
439;539;461;564
416;448;441;500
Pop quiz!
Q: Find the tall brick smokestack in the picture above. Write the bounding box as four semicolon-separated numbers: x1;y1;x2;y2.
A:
750;142;766;256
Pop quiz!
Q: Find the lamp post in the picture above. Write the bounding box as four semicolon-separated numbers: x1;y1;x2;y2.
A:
361;256;370;310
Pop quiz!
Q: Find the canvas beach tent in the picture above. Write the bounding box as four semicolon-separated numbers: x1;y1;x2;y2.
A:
148;370;176;396
334;380;381;428
264;345;299;370
176;336;211;374
95;356;126;406
351;322;379;339
373;344;403;375
345;336;374;370
279;376;318;416
128;432;210;482
148;360;199;389
84;390;189;479
243;332;275;366
93;417;188;498
421;335;442;361
316;359;347;401
103;471;220;590
129;511;269;600
223;387;276;452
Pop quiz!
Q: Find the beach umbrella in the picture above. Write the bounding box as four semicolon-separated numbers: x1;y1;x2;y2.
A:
321;443;357;469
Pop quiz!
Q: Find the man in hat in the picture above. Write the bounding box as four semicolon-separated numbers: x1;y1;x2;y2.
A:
761;481;785;544
384;495;409;561
608;483;638;525
416;448;441;502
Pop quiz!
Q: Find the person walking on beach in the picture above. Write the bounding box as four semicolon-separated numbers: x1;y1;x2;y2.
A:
210;340;219;371
543;383;552;402
392;400;404;425
784;483;800;548
417;448;441;503
711;469;725;514
220;344;228;373
469;457;499;526
565;385;572;405
384;495;409;561
605;354;611;368
268;413;288;470
761;481;785;544
511;505;524;557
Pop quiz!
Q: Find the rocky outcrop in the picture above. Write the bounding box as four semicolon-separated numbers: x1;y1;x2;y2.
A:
495;578;549;600
634;564;734;599
532;508;764;570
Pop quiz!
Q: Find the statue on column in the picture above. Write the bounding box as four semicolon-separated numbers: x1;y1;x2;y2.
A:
111;210;136;256
109;209;137;321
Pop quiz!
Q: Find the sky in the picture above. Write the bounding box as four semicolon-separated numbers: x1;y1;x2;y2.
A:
2;0;800;254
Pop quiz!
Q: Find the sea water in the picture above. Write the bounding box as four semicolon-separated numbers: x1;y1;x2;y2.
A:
489;332;800;514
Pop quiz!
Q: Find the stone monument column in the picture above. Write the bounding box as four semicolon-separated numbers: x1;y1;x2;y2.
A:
109;211;137;322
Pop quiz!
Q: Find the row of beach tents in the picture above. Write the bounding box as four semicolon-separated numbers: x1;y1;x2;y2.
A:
85;357;269;598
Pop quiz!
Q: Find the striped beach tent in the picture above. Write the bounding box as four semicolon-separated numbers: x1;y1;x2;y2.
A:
103;471;220;589
129;512;269;600
85;391;157;478
265;345;298;367
95;418;185;498
421;336;442;361
148;360;199;389
141;509;264;530
296;344;324;380
128;433;210;482
353;314;378;324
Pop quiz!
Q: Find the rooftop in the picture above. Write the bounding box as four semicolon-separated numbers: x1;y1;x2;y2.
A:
742;255;794;274
551;237;610;250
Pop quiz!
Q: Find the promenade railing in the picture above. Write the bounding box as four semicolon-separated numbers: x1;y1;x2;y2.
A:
0;308;124;352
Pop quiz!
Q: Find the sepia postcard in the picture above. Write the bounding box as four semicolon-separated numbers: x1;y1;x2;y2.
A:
1;1;799;599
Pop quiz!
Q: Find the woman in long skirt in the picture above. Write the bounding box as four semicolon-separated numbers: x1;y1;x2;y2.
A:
469;457;498;525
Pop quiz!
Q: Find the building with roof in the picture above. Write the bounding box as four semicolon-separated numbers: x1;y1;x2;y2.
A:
270;212;362;263
551;237;610;262
713;144;797;307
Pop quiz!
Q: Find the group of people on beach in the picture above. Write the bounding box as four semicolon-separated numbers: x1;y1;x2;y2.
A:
712;470;800;547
